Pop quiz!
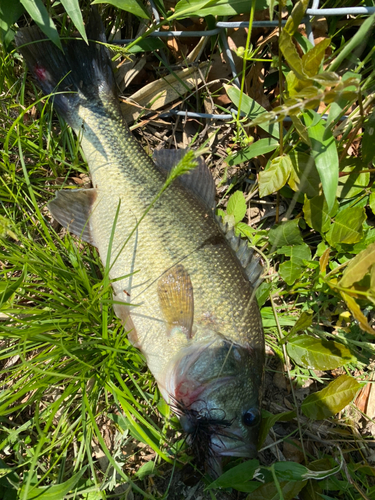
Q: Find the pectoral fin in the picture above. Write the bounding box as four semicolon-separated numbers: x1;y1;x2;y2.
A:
157;264;194;339
48;188;98;244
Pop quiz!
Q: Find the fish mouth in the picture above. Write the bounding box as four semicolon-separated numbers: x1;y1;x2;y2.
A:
210;428;257;458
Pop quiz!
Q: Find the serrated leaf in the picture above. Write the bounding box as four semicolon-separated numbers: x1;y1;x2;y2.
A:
278;244;311;285
60;0;87;43
303;194;338;234
288;151;320;198
302;38;331;77
92;0;150;19
206;459;259;491
301;375;361;420
363;107;375;164
269;219;303;248
227;191;246;223
340;242;375;288
337;159;369;199
287;334;355;370
20;0;62;49
304;110;338;212
226;138;278;166
326;206;366;246
341;292;375;335
224;84;279;138
251;480;306;500
259;155;292;197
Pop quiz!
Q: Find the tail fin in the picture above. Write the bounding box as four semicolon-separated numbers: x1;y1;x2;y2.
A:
15;9;117;129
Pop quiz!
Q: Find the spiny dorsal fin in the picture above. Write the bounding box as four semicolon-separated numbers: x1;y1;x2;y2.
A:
153;149;215;211
157;264;194;339
48;188;98;245
215;214;263;286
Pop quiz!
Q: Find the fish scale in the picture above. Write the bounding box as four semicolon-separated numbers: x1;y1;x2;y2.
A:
16;9;265;470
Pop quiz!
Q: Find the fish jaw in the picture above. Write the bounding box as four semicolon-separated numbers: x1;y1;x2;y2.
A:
161;337;264;464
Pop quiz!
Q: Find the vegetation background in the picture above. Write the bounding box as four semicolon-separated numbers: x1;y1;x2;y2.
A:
1;0;375;498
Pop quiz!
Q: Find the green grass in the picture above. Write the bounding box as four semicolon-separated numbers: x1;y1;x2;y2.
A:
1;0;375;499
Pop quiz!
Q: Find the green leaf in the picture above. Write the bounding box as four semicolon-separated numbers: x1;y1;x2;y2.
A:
92;0;150;19
279;31;307;80
258;410;296;448
290;115;311;145
0;265;27;307
251;480;306;500
226;138;278;166
290;310;313;335
269;219;303;248
301;375;361;420
303;194;338;234
255;281;272;308
175;0;268;18
206;459;259;491
236;222;254;241
337;159;369;199
287;334;355;370
362;107;375;164
274;462;310;481
225;84;279;138
259;155;292;197
278;244;311;285
0;0;24;46
19;468;86;499
302;38;331;77
326;206;366;246
227;191;246;223
329;13;375;72
60;0;87;43
288;151;320;198
19;0;62;49
339;242;375;288
282;0;309;36
304;110;339;212
126;37;165;53
135;461;156;479
370;192;375;215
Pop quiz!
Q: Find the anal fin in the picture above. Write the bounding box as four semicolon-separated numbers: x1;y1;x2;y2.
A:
48;188;97;245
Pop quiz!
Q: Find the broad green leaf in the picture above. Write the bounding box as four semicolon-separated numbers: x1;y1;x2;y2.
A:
206;459;259;491
20;0;62;49
224;84;279;138
135;461;156;479
288;151;320;198
236;222;254;241
290;310;313;334
303;194;338;234
259;155;292;197
251;480;306;500
290;115;311;145
287;334;355;370
278;244;311;285
255;281;272;308
279;31;307;80
269;219;303;248
92;0;150;19
302;38;331;77
227;191;246;223
340;242;375;288
127;38;165;53
274;462;310;481
258;410;296;448
311;71;340;87
326;206;366;246
226;138;278;166
337;159;369;199
341;292;375;335
282;0;309;36
301;375;361;420
0;0;24;45
60;0;87;43
370;192;375;215
19;468;86;499
362;107;375;164
178;0;268;18
304;110;338;212
329;13;375;72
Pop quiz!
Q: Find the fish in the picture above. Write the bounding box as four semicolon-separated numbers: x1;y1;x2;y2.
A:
15;9;265;471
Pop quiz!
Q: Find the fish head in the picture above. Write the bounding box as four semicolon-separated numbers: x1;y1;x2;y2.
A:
166;338;264;468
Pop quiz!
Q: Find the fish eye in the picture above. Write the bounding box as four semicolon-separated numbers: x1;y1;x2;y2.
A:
242;409;259;427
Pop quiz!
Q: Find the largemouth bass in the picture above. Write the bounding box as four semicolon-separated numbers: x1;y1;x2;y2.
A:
16;10;265;468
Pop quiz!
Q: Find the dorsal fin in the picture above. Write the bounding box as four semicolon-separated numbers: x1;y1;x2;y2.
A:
153;149;215;211
215;214;263;286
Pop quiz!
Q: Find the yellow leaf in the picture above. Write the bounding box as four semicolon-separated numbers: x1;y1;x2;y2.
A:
341;292;375;335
